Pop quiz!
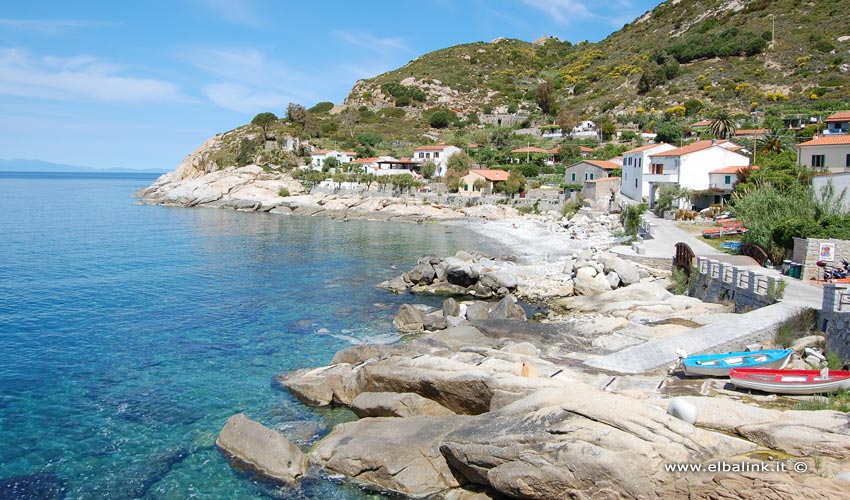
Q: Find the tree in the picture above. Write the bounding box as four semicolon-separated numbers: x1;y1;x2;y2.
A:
286;103;308;125
447;151;474;172
428;108;457;129
322;156;340;173
683;98;703;116
709;109;736;140
655;121;684;144
421;160;437;180
341;106;359;138
557;107;579;136
251;112;278;139
503;170;526;199
601;120;617;141
489;128;512;149
445;169;465;192
535;80;555;115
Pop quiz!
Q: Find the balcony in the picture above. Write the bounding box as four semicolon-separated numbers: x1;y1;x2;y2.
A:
645;173;677;183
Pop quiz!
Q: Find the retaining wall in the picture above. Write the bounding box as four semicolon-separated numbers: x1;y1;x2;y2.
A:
791;237;850;281
690;257;783;312
820;283;850;362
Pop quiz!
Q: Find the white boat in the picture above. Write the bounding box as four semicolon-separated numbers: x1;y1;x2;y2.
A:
729;368;850;395
680;349;792;377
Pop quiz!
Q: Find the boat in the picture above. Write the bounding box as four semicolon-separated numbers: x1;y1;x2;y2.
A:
729;368;850;395
702;226;748;238
680;349;792;377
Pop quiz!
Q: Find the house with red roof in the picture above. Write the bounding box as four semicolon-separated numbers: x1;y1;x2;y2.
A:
620;143;676;201
646;139;750;209
796;135;850;172
460;169;510;196
564;159;620;184
411;143;462;177
824;111;850;135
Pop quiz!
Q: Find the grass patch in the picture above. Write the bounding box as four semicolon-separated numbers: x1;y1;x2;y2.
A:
774;308;817;348
795;389;850;412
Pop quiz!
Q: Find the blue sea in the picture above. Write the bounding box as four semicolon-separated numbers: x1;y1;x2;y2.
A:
0;172;500;499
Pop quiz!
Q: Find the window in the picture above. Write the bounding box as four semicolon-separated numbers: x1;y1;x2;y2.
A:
724;175;731;185
585;172;594;180
651;163;664;174
635;178;638;188
846;154;850;168
627;157;632;166
812;154;825;168
571;172;576;182
434;152;440;158
419;152;424;158
638;157;641;168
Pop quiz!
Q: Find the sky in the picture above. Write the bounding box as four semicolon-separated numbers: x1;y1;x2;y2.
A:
0;0;660;172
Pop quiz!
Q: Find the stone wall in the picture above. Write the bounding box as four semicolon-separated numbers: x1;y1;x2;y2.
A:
477;114;529;127
820;283;850;362
583;177;621;207
690;257;783;312
791;237;850;281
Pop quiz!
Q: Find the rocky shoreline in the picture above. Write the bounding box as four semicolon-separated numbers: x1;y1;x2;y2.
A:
213;242;849;498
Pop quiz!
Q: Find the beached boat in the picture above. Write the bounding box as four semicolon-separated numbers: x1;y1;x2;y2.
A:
729;368;850;394
680;349;792;377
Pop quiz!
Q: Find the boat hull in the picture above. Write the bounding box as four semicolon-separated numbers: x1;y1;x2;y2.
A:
729;368;850;395
682;349;792;377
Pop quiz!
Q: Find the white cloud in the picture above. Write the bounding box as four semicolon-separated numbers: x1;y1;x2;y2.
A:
203;82;293;114
185;47;320;114
337;32;411;54
0;48;191;104
0;18;116;34
521;0;593;24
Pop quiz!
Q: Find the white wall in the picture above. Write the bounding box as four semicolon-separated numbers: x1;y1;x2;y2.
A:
797;144;850;171
812;172;850;212
708;172;738;190
620;144;675;201
678;147;750;191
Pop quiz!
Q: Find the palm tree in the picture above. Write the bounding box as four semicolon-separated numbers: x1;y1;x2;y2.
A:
758;128;793;154
709;109;736;140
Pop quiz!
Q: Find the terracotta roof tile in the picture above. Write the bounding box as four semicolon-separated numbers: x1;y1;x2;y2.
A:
623;143;673;154
585;160;621;170
826;111;850;122
414;144;453;151
798;135;850;146
470;169;510;181
651;140;740;157
710;165;758;174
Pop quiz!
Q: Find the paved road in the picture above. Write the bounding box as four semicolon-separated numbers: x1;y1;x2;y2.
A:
588;212;824;374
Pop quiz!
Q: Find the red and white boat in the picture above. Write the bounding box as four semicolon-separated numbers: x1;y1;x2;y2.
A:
729;368;850;395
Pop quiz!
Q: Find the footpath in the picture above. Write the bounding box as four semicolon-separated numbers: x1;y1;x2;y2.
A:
587;212;824;374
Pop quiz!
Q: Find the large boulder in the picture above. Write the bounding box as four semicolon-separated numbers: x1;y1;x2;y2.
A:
216;413;306;484
407;262;436;285
479;268;518;291
573;268;613;295
350;392;455;418
279;363;366;407
393;304;426;332
603;256;641;286
444;257;479;287
438;386;755;499
443;297;460;317
310;415;467;497
487;295;526;321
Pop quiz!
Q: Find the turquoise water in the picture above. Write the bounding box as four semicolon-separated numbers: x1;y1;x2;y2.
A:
0;172;499;499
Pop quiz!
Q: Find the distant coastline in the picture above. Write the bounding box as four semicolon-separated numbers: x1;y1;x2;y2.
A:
0;158;167;174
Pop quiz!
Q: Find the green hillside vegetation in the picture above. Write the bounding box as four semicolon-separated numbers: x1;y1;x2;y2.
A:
204;0;849;176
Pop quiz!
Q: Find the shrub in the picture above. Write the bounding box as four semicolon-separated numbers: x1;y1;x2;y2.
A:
427;108;458;129
308;101;334;113
278;187;291;197
774;308;817;348
621;203;648;237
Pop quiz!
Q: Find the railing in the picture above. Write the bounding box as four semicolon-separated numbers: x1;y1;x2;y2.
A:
674;242;695;274
740;243;769;267
638;219;653;239
696;257;781;298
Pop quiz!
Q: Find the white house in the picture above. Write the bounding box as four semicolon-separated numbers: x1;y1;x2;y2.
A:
411;144;461;177
620;143;676;202
310;150;357;170
708;165;757;192
796;135;850;172
646;140;750;209
824;111;850;135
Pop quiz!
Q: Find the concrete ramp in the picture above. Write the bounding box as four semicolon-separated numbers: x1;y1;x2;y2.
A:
584;302;806;374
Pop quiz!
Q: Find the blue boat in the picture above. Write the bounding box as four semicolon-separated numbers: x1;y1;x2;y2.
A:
680;349;793;377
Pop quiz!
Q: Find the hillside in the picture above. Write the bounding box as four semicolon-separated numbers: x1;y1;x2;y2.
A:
345;0;850;117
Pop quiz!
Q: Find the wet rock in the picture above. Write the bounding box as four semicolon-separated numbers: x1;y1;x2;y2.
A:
407;262;436;285
217;413;306;484
376;276;409;294
350;392;455;418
